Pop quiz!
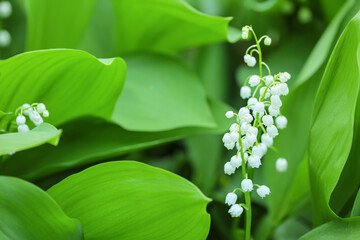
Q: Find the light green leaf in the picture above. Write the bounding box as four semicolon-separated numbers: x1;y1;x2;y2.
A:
47;161;211;240
309;13;360;225
111;0;233;54
0;49;126;126
0;176;83;239
299;218;360;240
112;53;216;131
25;0;97;50
351;190;360;217
0;123;61;156
1;98;231;181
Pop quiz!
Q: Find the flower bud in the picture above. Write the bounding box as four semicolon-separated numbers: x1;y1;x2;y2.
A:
241;179;253;192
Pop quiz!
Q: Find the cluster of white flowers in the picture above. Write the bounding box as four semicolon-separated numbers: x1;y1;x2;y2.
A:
16;103;49;132
223;25;290;218
0;1;12;48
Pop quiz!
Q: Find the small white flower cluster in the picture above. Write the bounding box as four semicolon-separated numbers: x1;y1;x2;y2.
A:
16;103;49;132
0;1;12;48
223;25;289;218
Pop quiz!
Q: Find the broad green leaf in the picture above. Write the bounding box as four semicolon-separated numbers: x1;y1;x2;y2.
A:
112;53;216;131
47;161;211;240
0;49;126;126
309;13;360;225
0;123;61;156
25;0;97;50
111;0;233;54
1;98;232;181
261;2;356;232
299;218;360;240
0;176;83;239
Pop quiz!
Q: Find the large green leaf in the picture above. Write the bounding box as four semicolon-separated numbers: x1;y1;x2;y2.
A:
1;98;231;181
112;53;216;131
257;3;356;238
309;13;360;225
299;218;360;240
0;176;83;239
0;123;61;156
47;161;211;240
25;0;97;50
111;0;233;54
0;49;126;126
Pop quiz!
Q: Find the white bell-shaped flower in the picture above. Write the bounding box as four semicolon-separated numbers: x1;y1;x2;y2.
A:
257;185;271;198
240;86;251;99
249;75;260;87
241;179;253;192
248;155;261;168
225;192;238;206
276;116;288;129
224;162;236;175
267;125;279;138
262;115;273;127
276;158;288;172
261;133;273;147
228;204;243;217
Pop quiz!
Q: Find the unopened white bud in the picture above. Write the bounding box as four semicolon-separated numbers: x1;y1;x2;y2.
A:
0;29;11;47
241;179;253;192
225;111;234;118
276;116;287;129
248;56;257;67
264;37;272;46
257;185;271;198
0;1;12;18
276;158;288;172
225;192;237;206
43;110;49;117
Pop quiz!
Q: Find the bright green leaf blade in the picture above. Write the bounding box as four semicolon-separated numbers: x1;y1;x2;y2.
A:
309;13;360;225
0;49;126;126
47;161;211;240
111;0;232;54
299;218;360;240
25;0;97;50
112;53;216;131
351;190;360;217
0;176;83;239
0;123;61;156
1;98;231;181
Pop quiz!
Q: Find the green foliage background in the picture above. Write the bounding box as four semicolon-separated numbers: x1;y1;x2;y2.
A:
0;0;359;239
